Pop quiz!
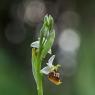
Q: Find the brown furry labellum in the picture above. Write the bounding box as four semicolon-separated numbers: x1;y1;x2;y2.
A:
48;70;62;85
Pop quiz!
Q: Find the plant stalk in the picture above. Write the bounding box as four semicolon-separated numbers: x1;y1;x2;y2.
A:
36;58;43;95
37;73;43;95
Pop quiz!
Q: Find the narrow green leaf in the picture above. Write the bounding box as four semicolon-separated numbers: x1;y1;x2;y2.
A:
32;48;38;84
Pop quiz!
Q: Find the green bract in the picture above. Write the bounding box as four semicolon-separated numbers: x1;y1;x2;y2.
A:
41;30;55;58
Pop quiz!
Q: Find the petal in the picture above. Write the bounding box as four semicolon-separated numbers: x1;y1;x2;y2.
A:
40;66;50;75
47;55;55;67
30;41;39;48
48;49;52;54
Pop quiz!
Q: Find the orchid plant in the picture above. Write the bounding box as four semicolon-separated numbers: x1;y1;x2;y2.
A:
31;15;62;95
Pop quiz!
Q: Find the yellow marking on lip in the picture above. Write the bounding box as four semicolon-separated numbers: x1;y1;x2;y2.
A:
48;77;62;85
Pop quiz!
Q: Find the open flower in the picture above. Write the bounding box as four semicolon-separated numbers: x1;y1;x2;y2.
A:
40;55;60;75
40;55;62;85
30;40;52;54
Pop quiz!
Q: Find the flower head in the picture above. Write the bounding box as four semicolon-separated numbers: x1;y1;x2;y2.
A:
40;55;61;75
40;55;62;85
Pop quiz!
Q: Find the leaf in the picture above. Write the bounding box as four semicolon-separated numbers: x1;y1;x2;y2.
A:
41;31;55;58
32;48;38;84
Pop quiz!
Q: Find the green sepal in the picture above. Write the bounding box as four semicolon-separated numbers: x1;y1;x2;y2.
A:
41;30;55;58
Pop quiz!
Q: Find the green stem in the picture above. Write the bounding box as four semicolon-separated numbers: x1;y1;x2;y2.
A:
36;58;43;95
37;73;43;95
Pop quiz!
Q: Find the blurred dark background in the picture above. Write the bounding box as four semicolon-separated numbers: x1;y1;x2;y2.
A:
0;0;95;95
